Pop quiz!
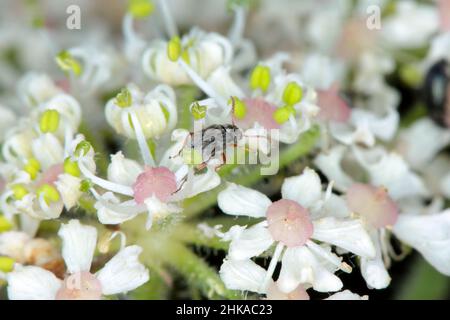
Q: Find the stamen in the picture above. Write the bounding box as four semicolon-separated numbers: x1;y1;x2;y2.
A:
260;242;284;293
39;110;60;133
178;59;228;109
78;160;134;196
157;0;178;38
129;111;156;166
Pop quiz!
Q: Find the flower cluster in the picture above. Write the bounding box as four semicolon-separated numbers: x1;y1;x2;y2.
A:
0;0;449;300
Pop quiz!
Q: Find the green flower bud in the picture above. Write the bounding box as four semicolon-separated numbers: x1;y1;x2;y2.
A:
191;102;207;120
55;50;82;76
74;141;92;157
115;88;133;108
79;179;93;192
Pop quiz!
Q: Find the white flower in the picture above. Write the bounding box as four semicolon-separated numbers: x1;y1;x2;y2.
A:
218;168;375;293
381;1;439;49
17;73;61;108
142;28;232;85
105;84;177;140
7;219;149;300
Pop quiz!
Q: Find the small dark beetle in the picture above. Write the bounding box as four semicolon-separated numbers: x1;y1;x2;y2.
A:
424;59;450;127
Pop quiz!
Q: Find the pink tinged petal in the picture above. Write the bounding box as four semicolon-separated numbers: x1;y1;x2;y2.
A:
266;199;313;247
346;184;398;229
36;164;64;187
132;166;177;204
55;271;102;300
7;266;62;300
234;98;280;130
317;86;351;123
266;282;310;300
438;0;450;32
0;177;5;193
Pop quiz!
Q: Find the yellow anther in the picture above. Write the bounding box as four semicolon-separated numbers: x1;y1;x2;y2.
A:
250;65;271;92
12;184;28;200
0;216;13;232
167;36;182;62
283;82;303;105
63;158;81;177
39;109;60;133
273;105;296;124
128;0;154;18
229;97;247;120
36;184;60;204
24;158;41;180
0;257;14;273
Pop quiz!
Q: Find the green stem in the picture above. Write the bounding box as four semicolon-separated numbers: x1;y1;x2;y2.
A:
158;242;240;299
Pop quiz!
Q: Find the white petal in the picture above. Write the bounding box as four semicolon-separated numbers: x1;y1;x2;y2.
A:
107;151;143;187
317;194;350;219
218;183;271;218
278;246;343;293
55;174;82;210
176;167;221;200
58;219;97;273
312;217;376;258
397;118;450;170
219;259;267;293
393;211;450;275
229;222;274;260
96;245;149;295
144;196;182;229
281;168;322;208
0;231;30;263
325;290;368;300
96;193;140;225
7;266;61;300
360;231;391;289
314;146;354;192
31;133;64;169
353;147;428;200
